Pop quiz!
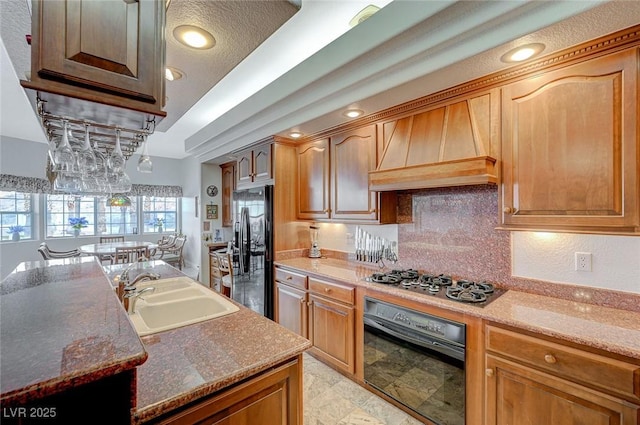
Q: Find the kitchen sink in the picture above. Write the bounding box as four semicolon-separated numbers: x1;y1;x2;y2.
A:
128;277;239;336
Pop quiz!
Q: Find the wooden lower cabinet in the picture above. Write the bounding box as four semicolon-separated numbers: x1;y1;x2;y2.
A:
275;267;356;375
485;324;640;425
308;294;355;374
276;282;308;338
148;357;302;425
486;355;639;425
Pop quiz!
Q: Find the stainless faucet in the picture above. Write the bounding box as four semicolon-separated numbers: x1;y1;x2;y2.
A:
119;258;147;284
115;259;159;304
130;272;161;285
124;286;156;314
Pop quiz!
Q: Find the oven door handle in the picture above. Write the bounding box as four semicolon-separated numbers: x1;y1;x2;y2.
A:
363;316;465;361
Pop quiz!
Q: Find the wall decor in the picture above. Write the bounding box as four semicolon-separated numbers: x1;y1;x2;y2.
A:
206;204;218;220
203;221;211;232
206;185;218;197
195;196;199;218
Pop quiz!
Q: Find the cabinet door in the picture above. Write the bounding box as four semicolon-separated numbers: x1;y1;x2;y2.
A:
237;150;254;186
501;49;639;232
308;294;354;374
276;283;308;338
331;125;379;221
297;139;330;220
252;144;273;183
154;359;302;425
486;355;640;425
33;0;164;104
221;162;235;227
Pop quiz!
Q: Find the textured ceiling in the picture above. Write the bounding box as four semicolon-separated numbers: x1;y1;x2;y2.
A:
161;0;299;131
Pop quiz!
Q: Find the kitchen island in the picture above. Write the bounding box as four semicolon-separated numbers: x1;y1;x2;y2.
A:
1;258;311;424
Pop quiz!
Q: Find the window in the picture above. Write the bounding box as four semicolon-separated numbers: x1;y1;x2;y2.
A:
43;194;180;238
99;198;139;235
45;194;96;238
0;191;34;241
142;196;178;233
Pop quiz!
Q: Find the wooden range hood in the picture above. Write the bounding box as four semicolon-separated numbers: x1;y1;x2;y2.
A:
369;90;498;191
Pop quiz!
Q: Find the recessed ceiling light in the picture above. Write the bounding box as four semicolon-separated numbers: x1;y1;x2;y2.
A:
173;25;216;49
289;131;303;139
349;5;381;27
344;109;364;118
500;43;545;63
165;66;184;81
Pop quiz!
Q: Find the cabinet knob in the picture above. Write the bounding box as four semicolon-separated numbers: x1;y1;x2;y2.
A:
299;298;305;304
286;276;292;280
503;206;515;214
324;287;331;293
485;368;494;377
544;354;557;364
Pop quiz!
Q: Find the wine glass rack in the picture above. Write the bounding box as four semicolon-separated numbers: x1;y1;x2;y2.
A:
36;96;156;160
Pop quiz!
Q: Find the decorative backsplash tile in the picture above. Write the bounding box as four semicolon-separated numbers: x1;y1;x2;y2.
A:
394;185;640;312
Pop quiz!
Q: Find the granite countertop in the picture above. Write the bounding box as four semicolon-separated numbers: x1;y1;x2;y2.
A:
275;257;640;360
0;257;147;406
102;261;311;424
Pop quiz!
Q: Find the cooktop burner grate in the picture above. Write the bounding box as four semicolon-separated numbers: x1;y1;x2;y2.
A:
365;269;505;307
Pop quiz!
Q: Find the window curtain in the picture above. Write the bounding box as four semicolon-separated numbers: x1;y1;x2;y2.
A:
0;174;183;197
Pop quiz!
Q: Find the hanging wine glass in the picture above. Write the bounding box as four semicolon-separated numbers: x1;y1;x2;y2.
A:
91;135;108;192
53;120;75;173
108;128;126;173
137;134;153;173
78;123;97;174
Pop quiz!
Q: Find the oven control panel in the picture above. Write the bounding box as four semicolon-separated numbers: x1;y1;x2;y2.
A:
365;297;465;345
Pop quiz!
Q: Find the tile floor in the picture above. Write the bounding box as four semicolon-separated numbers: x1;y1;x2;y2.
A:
303;353;426;425
187;265;426;424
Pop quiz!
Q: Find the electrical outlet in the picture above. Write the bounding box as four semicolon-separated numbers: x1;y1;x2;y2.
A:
575;252;592;272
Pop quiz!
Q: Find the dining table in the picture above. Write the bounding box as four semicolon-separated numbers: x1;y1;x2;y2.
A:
78;241;159;258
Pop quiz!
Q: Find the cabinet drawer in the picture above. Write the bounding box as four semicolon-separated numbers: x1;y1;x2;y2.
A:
308;278;354;305
275;268;308;290
486;325;640;401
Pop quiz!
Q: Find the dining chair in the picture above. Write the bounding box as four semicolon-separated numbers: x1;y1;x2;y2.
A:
210;252;223;292
216;251;234;298
157;236;186;269
151;234;177;257
112;246;150;265
97;236;125;262
38;242;83;260
100;236;124;243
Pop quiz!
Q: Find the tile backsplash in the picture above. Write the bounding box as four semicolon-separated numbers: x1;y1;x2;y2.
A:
396;185;510;284
394;185;640;312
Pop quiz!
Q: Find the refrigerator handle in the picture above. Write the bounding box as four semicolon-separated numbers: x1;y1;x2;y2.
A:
239;207;251;274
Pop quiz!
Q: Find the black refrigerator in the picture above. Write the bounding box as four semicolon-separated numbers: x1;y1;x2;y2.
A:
232;185;274;319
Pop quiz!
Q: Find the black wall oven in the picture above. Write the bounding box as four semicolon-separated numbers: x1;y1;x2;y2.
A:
363;297;466;425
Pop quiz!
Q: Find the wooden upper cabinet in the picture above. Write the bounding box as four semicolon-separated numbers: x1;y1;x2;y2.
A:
331;126;378;221
26;0;166;118
237;144;273;188
297;128;397;223
253;144;273;183
297;139;331;220
501;48;639;233
221;162;236;227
